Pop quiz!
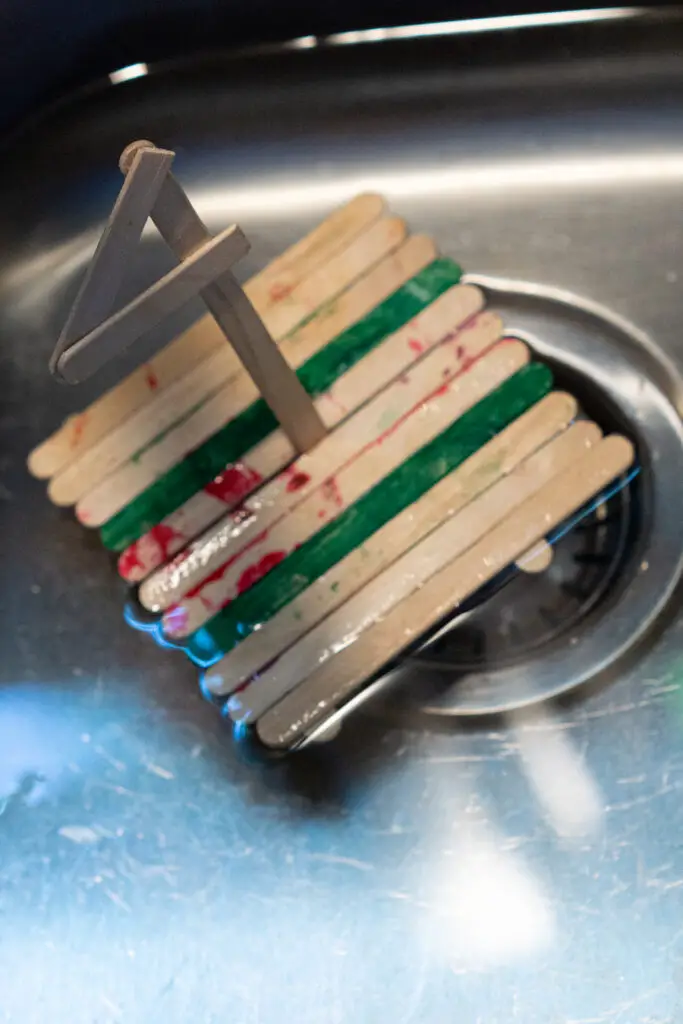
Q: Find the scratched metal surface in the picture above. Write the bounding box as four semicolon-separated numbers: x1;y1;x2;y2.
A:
2;10;683;1022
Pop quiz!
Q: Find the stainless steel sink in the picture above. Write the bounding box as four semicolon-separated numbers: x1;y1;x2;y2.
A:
2;9;683;1021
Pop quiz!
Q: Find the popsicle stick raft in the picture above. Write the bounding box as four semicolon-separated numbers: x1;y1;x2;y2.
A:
30;141;637;752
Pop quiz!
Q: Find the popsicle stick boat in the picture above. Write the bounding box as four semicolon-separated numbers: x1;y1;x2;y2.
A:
29;141;636;751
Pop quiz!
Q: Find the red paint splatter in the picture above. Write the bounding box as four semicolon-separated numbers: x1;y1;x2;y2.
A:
118;523;184;580
204;464;262;505
118;543;144;579
269;282;293;303
185;562;231;600
185;555;240;600
322;476;343;508
236;550;287;595
285;470;311;493
408;338;424;354
151;523;183;560
317;508;327;520
70;413;88;449
144;365;159;391
184;528;269;600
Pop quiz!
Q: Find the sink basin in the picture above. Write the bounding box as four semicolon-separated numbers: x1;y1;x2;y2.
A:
2;9;683;1020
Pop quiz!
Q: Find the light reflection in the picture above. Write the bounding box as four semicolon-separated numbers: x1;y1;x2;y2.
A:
512;707;604;838
327;7;644;46
0;228;100;322
412;731;557;971
287;35;318;49
415;690;607;970
426;829;556;968
416;749;556;970
109;63;149;85
192;153;683;220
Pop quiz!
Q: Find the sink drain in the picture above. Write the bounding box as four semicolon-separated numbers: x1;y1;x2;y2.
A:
379;275;683;718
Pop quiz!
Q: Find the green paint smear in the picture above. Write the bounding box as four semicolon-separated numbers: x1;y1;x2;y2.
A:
101;258;462;551
186;361;553;664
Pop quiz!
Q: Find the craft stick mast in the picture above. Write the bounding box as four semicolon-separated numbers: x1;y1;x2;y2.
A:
51;140;326;455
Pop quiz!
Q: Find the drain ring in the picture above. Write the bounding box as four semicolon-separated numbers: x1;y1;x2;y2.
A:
386;275;683;717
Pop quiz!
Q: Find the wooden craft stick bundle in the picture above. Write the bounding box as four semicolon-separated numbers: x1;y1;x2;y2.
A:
29;143;637;752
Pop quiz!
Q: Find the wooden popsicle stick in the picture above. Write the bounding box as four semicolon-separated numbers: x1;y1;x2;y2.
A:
161;340;530;637
76;236;437;527
120;290;491;583
50;146;175;375
28;193;385;480
203;391;577;700
256;435;635;749
137;291;492;603
58;225;251;384
49;215;407;506
231;421;600;722
137;167;327;456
